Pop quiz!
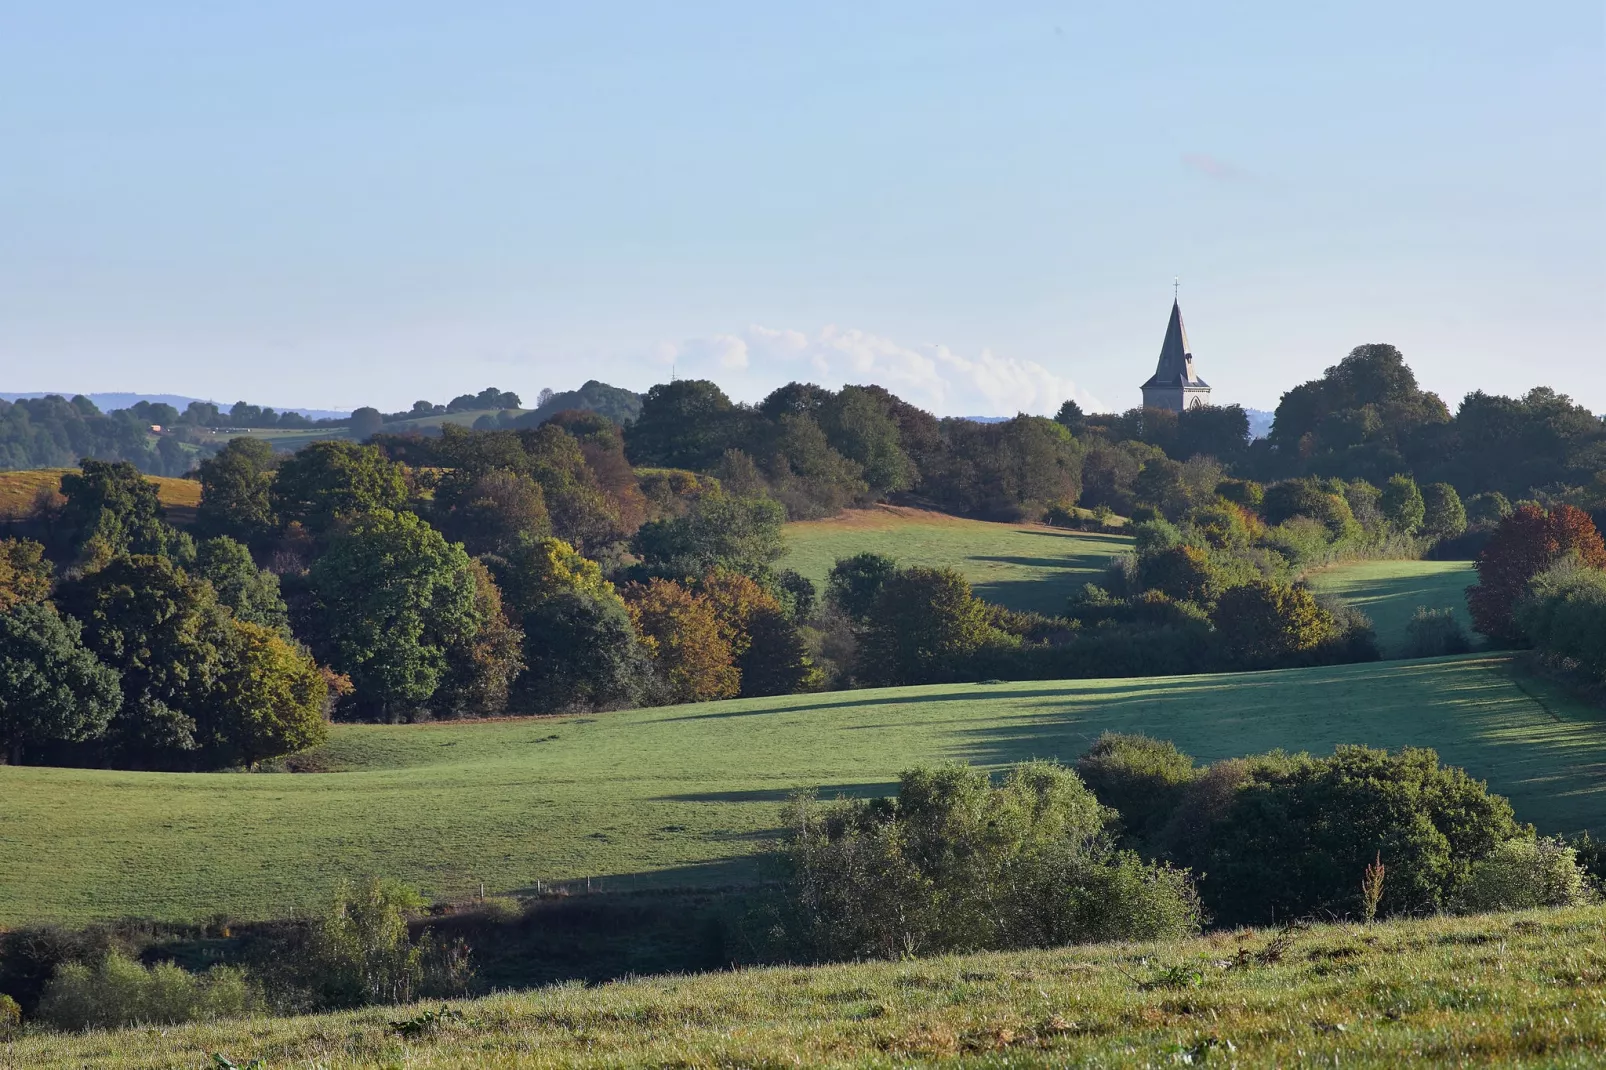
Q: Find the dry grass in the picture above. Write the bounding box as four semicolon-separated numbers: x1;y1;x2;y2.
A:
8;906;1604;1068
0;468;201;526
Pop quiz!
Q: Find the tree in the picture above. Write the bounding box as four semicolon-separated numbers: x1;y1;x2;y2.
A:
631;491;786;581
857;567;996;686
1380;474;1425;535
624;380;743;470
1137;545;1222;605
432;469;551;557
271;441;408;535
204;620;328;766
1421;482;1467;541
1053;399;1086;437
757;414;868;519
1132;457;1191;521
306;510;483;717
0;538;52;610
0;603;121;764
515;589;653;713
1464;491;1512;530
624;578;738;703
58;459;176;560
55;554;236;764
1468;504;1606;643
826;552;900;622
518;424;629;551
195;437;278;544
820;386;914;495
349;407;385;439
1210;581;1337;670
1515;560;1606;685
698;569;818;697
1174;403;1250;465
434;559;525;718
194;536;289;633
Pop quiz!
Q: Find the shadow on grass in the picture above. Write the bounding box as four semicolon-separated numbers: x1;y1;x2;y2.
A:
654;781;897;804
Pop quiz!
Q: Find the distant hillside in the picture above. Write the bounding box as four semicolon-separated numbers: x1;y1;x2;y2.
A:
1247;407;1275;439
515;380;642;427
0;392;350;421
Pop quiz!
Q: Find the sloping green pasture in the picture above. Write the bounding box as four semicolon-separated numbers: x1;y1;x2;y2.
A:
3;654;1600;926
1307;559;1478;656
782;506;1130;614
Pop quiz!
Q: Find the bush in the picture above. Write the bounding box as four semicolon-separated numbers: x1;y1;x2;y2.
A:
1514;559;1606;684
36;953;259;1031
274;877;475;1010
1404;606;1472;658
779;761;1200;961
1199;746;1522;925
1075;733;1197;848
0;993;19;1040
1210;581;1338;670
1455;838;1594;914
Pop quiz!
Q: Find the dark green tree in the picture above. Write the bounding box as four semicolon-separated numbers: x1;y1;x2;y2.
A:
1380;474;1425;535
826;552;900;622
624;379;743;470
514;589;653;713
0;603;122;764
857;566;996;686
631;491;786;580
432;469;551;557
1421;482;1467;541
820;386;915;495
271;441;408;535
306;510;482;717
58;460;177;561
194;536;290;633
195;437;278;545
349;407;385;439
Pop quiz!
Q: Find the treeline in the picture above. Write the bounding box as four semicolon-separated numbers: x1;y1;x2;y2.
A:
0;396;200;476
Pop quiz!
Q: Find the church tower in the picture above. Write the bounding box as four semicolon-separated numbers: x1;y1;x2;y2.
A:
1141;297;1211;412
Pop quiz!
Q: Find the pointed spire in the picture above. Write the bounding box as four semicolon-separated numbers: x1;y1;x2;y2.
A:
1144;298;1201;387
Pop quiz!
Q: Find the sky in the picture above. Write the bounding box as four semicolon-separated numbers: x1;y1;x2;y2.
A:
1;2;1601;417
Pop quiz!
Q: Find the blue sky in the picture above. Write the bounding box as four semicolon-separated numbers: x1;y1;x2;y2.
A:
1;2;1600;415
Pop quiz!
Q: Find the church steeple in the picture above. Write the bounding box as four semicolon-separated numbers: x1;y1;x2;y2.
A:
1140;294;1212;413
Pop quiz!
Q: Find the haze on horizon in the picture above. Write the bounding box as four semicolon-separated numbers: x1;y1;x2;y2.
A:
1;3;1601;417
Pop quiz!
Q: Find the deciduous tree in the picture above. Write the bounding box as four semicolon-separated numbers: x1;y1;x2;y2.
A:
0;603;121;764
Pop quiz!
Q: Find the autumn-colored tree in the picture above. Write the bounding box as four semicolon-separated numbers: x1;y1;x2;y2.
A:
1467;504;1606;643
435;559;526;718
204;620;329;766
698;569;819;697
624;578;738;703
0;538;52;610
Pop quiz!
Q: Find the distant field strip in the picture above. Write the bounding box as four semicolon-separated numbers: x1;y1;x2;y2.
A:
1307;559;1477;656
783;506;1131;614
0;468;202;524
3;654;1600;925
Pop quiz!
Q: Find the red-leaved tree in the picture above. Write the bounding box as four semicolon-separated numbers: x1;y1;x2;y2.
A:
1467;504;1606;643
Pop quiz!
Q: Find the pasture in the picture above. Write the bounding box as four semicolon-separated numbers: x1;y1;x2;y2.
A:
3;654;1601;926
1307;559;1478;655
13;906;1605;1068
0;468;202;525
782;505;1130;614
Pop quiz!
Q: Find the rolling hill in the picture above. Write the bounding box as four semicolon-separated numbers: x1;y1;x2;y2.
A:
0;468;202;525
2;653;1599;926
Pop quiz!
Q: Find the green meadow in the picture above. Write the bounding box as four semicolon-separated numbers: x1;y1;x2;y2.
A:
13;906;1605;1068
1308;558;1479;655
3;654;1600;926
782;506;1130;614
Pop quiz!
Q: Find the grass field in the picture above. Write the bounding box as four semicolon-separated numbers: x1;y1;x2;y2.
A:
0;468;202;526
782;506;1131;614
1308;559;1478;656
12;906;1605;1067
211;407;525;451
3;654;1601;926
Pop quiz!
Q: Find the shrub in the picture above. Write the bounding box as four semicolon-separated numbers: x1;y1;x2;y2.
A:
1468;504;1606;643
0;993;19;1040
1136;545;1221;605
1210;581;1338;670
779;762;1199;961
824;552;899;622
1403;606;1472;658
36;953;259;1031
1455;838;1594;913
1076;733;1197;848
1200;746;1522;925
275;877;474;1010
1514;559;1606;683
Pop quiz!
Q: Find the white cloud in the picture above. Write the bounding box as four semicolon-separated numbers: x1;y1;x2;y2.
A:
654;325;1102;416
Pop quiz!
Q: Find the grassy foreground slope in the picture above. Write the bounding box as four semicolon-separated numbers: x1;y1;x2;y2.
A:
15;906;1606;1068
782;505;1130;614
3;655;1602;926
1308;559;1478;656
